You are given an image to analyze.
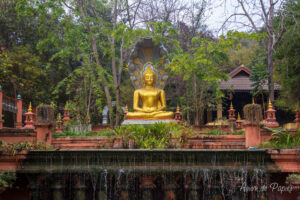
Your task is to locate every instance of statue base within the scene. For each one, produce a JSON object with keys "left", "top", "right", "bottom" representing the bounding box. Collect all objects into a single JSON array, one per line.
[{"left": 121, "top": 119, "right": 177, "bottom": 126}]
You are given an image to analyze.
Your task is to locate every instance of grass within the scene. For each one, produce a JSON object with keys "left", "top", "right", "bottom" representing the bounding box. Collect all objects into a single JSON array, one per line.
[
  {"left": 113, "top": 122, "right": 192, "bottom": 149},
  {"left": 203, "top": 129, "right": 224, "bottom": 135},
  {"left": 55, "top": 126, "right": 246, "bottom": 137},
  {"left": 202, "top": 129, "right": 245, "bottom": 135},
  {"left": 54, "top": 129, "right": 113, "bottom": 137},
  {"left": 53, "top": 122, "right": 193, "bottom": 148},
  {"left": 231, "top": 131, "right": 245, "bottom": 135}
]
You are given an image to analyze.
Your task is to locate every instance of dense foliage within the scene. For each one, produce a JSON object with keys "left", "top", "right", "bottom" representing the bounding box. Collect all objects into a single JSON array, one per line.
[
  {"left": 0, "top": 140, "right": 50, "bottom": 155},
  {"left": 202, "top": 129, "right": 244, "bottom": 135},
  {"left": 54, "top": 130, "right": 113, "bottom": 137},
  {"left": 113, "top": 122, "right": 192, "bottom": 149},
  {"left": 0, "top": 172, "right": 16, "bottom": 189},
  {"left": 0, "top": 0, "right": 299, "bottom": 126},
  {"left": 54, "top": 122, "right": 193, "bottom": 148},
  {"left": 275, "top": 0, "right": 300, "bottom": 110},
  {"left": 259, "top": 128, "right": 300, "bottom": 148}
]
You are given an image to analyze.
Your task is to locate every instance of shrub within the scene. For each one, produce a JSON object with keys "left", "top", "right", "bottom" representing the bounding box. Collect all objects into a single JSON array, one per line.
[
  {"left": 259, "top": 128, "right": 300, "bottom": 148},
  {"left": 53, "top": 122, "right": 194, "bottom": 149},
  {"left": 231, "top": 131, "right": 245, "bottom": 135},
  {"left": 54, "top": 129, "right": 113, "bottom": 137},
  {"left": 113, "top": 122, "right": 192, "bottom": 149},
  {"left": 203, "top": 129, "right": 224, "bottom": 135},
  {"left": 0, "top": 172, "right": 16, "bottom": 189},
  {"left": 243, "top": 104, "right": 262, "bottom": 123},
  {"left": 0, "top": 141, "right": 50, "bottom": 155},
  {"left": 202, "top": 129, "right": 245, "bottom": 135}
]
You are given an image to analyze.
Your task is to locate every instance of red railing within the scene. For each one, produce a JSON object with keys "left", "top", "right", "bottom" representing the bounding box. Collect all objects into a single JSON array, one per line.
[
  {"left": 0, "top": 89, "right": 31, "bottom": 129},
  {"left": 2, "top": 93, "right": 17, "bottom": 113},
  {"left": 2, "top": 93, "right": 28, "bottom": 115}
]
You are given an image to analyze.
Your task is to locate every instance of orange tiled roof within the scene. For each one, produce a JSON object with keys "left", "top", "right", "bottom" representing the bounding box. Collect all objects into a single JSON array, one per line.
[{"left": 219, "top": 66, "right": 280, "bottom": 91}]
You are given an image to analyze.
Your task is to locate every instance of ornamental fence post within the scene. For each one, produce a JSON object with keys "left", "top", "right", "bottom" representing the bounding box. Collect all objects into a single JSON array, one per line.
[
  {"left": 0, "top": 85, "right": 3, "bottom": 129},
  {"left": 15, "top": 94, "right": 23, "bottom": 129}
]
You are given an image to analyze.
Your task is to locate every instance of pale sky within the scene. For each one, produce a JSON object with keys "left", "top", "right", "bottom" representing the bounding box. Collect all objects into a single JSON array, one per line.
[{"left": 205, "top": 0, "right": 266, "bottom": 35}]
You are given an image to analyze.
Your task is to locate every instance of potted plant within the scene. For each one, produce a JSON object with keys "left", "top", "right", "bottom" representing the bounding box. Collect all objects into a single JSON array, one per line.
[{"left": 286, "top": 174, "right": 300, "bottom": 190}]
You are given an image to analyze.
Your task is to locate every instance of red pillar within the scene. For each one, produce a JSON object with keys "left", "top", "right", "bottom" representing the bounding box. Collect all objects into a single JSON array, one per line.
[
  {"left": 63, "top": 109, "right": 70, "bottom": 123},
  {"left": 23, "top": 102, "right": 35, "bottom": 129},
  {"left": 244, "top": 122, "right": 261, "bottom": 148},
  {"left": 235, "top": 113, "right": 243, "bottom": 129},
  {"left": 174, "top": 105, "right": 181, "bottom": 124},
  {"left": 295, "top": 110, "right": 300, "bottom": 127},
  {"left": 0, "top": 85, "right": 3, "bottom": 129},
  {"left": 228, "top": 102, "right": 236, "bottom": 121},
  {"left": 265, "top": 99, "right": 279, "bottom": 128},
  {"left": 15, "top": 94, "right": 23, "bottom": 128},
  {"left": 35, "top": 122, "right": 53, "bottom": 146},
  {"left": 55, "top": 113, "right": 63, "bottom": 133},
  {"left": 140, "top": 175, "right": 155, "bottom": 200},
  {"left": 35, "top": 105, "right": 54, "bottom": 147},
  {"left": 124, "top": 105, "right": 128, "bottom": 119}
]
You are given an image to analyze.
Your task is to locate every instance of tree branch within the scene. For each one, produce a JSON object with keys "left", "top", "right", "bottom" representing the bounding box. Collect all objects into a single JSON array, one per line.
[
  {"left": 259, "top": 0, "right": 268, "bottom": 20},
  {"left": 238, "top": 0, "right": 259, "bottom": 32},
  {"left": 273, "top": 28, "right": 286, "bottom": 48},
  {"left": 62, "top": 0, "right": 74, "bottom": 11},
  {"left": 219, "top": 13, "right": 246, "bottom": 33}
]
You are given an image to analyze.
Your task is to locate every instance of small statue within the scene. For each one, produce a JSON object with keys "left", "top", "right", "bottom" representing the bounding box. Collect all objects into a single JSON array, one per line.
[{"left": 126, "top": 63, "right": 173, "bottom": 120}]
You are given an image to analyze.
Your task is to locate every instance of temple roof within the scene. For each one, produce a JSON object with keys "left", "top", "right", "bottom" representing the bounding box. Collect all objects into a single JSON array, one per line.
[
  {"left": 219, "top": 65, "right": 280, "bottom": 92},
  {"left": 228, "top": 65, "right": 252, "bottom": 77}
]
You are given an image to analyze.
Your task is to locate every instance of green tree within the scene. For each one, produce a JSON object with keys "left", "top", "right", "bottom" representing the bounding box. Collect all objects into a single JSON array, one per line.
[
  {"left": 169, "top": 31, "right": 258, "bottom": 125},
  {"left": 0, "top": 0, "right": 39, "bottom": 48},
  {"left": 250, "top": 63, "right": 269, "bottom": 116},
  {"left": 75, "top": 0, "right": 149, "bottom": 126},
  {"left": 169, "top": 32, "right": 246, "bottom": 125},
  {"left": 221, "top": 0, "right": 288, "bottom": 103},
  {"left": 224, "top": 40, "right": 265, "bottom": 72},
  {"left": 0, "top": 45, "right": 45, "bottom": 102},
  {"left": 275, "top": 0, "right": 300, "bottom": 110}
]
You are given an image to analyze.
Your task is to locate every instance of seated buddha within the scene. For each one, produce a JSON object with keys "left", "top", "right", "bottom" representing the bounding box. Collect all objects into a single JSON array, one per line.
[{"left": 126, "top": 64, "right": 173, "bottom": 120}]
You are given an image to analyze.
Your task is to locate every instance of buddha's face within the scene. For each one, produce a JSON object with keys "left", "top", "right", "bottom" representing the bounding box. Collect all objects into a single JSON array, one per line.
[{"left": 143, "top": 73, "right": 154, "bottom": 86}]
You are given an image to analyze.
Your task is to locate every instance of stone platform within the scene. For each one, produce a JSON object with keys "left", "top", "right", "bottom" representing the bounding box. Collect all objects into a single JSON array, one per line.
[{"left": 121, "top": 119, "right": 177, "bottom": 125}]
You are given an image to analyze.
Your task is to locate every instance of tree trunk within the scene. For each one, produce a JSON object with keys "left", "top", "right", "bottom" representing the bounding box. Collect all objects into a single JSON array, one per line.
[
  {"left": 198, "top": 81, "right": 205, "bottom": 125},
  {"left": 87, "top": 78, "right": 92, "bottom": 123},
  {"left": 78, "top": 0, "right": 114, "bottom": 127},
  {"left": 267, "top": 37, "right": 274, "bottom": 103},
  {"left": 185, "top": 87, "right": 190, "bottom": 124},
  {"left": 111, "top": 0, "right": 121, "bottom": 126},
  {"left": 261, "top": 91, "right": 266, "bottom": 119},
  {"left": 118, "top": 39, "right": 125, "bottom": 122},
  {"left": 111, "top": 41, "right": 121, "bottom": 126},
  {"left": 193, "top": 75, "right": 199, "bottom": 126},
  {"left": 267, "top": 1, "right": 275, "bottom": 103},
  {"left": 92, "top": 36, "right": 114, "bottom": 128}
]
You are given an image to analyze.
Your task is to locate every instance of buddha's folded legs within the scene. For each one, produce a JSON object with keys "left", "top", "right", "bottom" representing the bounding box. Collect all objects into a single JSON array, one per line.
[
  {"left": 151, "top": 111, "right": 173, "bottom": 119},
  {"left": 126, "top": 111, "right": 173, "bottom": 120}
]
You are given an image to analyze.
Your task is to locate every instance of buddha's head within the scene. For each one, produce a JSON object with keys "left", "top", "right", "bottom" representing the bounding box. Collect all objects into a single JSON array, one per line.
[{"left": 142, "top": 64, "right": 156, "bottom": 87}]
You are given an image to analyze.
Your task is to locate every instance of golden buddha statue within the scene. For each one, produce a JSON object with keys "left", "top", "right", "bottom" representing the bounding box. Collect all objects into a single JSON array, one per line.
[{"left": 126, "top": 64, "right": 173, "bottom": 120}]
